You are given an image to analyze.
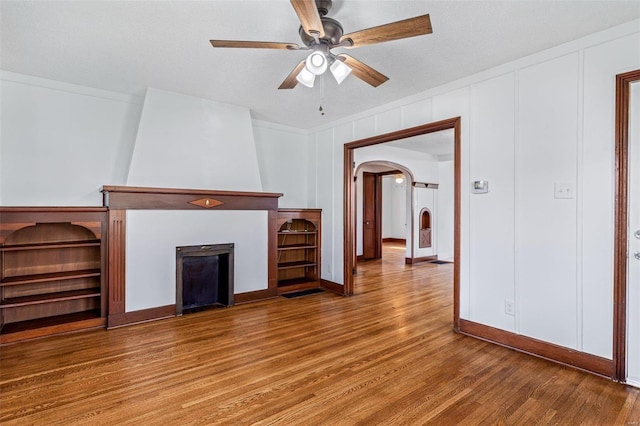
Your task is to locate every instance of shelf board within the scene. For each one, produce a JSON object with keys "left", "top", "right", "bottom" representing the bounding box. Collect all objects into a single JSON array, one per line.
[
  {"left": 0, "top": 269, "right": 101, "bottom": 286},
  {"left": 0, "top": 310, "right": 102, "bottom": 336},
  {"left": 1, "top": 288, "right": 101, "bottom": 308},
  {"left": 277, "top": 277, "right": 319, "bottom": 287},
  {"left": 277, "top": 244, "right": 317, "bottom": 251},
  {"left": 277, "top": 261, "right": 316, "bottom": 270},
  {"left": 278, "top": 231, "right": 317, "bottom": 235},
  {"left": 0, "top": 239, "right": 101, "bottom": 252}
]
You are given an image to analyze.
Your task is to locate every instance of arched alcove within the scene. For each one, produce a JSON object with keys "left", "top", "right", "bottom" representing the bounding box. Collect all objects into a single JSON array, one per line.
[{"left": 419, "top": 208, "right": 432, "bottom": 248}]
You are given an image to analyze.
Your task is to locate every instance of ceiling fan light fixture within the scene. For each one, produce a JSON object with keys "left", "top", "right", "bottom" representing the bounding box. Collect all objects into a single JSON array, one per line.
[
  {"left": 296, "top": 66, "right": 316, "bottom": 88},
  {"left": 305, "top": 51, "right": 328, "bottom": 75},
  {"left": 330, "top": 59, "right": 352, "bottom": 84}
]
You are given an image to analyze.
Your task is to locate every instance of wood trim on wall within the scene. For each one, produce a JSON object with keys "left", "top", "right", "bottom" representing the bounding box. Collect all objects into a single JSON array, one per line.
[
  {"left": 459, "top": 319, "right": 614, "bottom": 378},
  {"left": 321, "top": 279, "right": 345, "bottom": 295},
  {"left": 453, "top": 118, "right": 461, "bottom": 330},
  {"left": 0, "top": 318, "right": 106, "bottom": 345},
  {"left": 613, "top": 69, "right": 640, "bottom": 382},
  {"left": 267, "top": 210, "right": 278, "bottom": 292},
  {"left": 405, "top": 255, "right": 437, "bottom": 265},
  {"left": 344, "top": 146, "right": 356, "bottom": 283},
  {"left": 101, "top": 185, "right": 282, "bottom": 211},
  {"left": 107, "top": 305, "right": 175, "bottom": 329},
  {"left": 107, "top": 209, "right": 126, "bottom": 327},
  {"left": 234, "top": 288, "right": 279, "bottom": 304},
  {"left": 382, "top": 238, "right": 406, "bottom": 244}
]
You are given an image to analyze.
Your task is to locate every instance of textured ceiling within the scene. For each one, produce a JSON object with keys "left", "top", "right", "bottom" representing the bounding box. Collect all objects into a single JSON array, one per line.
[{"left": 2, "top": 1, "right": 639, "bottom": 129}]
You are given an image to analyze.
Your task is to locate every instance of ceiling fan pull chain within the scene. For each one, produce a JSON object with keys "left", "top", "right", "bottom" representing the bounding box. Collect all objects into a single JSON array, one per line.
[{"left": 319, "top": 74, "right": 326, "bottom": 115}]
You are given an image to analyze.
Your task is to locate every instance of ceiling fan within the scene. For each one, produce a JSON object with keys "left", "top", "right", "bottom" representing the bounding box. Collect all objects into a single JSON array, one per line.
[{"left": 209, "top": 0, "right": 432, "bottom": 89}]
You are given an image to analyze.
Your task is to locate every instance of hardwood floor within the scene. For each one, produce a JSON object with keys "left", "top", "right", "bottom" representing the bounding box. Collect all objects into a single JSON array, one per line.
[{"left": 1, "top": 242, "right": 639, "bottom": 424}]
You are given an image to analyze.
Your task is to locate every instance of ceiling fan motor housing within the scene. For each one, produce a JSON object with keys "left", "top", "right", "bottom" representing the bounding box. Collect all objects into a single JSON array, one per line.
[{"left": 299, "top": 16, "right": 344, "bottom": 47}]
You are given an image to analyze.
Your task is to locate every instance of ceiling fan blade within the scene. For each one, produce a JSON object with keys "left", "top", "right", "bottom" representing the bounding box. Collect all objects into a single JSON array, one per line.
[
  {"left": 338, "top": 54, "right": 389, "bottom": 87},
  {"left": 290, "top": 0, "right": 325, "bottom": 38},
  {"left": 210, "top": 40, "right": 305, "bottom": 50},
  {"left": 278, "top": 60, "right": 307, "bottom": 89},
  {"left": 340, "top": 14, "right": 432, "bottom": 48}
]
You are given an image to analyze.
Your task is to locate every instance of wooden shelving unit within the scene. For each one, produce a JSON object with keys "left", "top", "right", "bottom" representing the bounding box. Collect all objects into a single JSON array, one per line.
[
  {"left": 276, "top": 209, "right": 321, "bottom": 293},
  {"left": 0, "top": 208, "right": 107, "bottom": 344}
]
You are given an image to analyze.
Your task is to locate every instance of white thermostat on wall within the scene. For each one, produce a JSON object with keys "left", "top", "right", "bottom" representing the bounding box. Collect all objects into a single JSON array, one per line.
[{"left": 472, "top": 180, "right": 489, "bottom": 194}]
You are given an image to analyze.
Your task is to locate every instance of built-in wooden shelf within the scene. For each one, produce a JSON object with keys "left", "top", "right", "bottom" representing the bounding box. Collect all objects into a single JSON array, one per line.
[
  {"left": 278, "top": 231, "right": 317, "bottom": 235},
  {"left": 277, "top": 244, "right": 317, "bottom": 251},
  {"left": 0, "top": 310, "right": 102, "bottom": 335},
  {"left": 1, "top": 288, "right": 101, "bottom": 308},
  {"left": 1, "top": 269, "right": 101, "bottom": 286},
  {"left": 0, "top": 208, "right": 107, "bottom": 344},
  {"left": 277, "top": 277, "right": 318, "bottom": 288},
  {"left": 277, "top": 260, "right": 317, "bottom": 270},
  {"left": 0, "top": 240, "right": 101, "bottom": 252},
  {"left": 275, "top": 209, "right": 321, "bottom": 293}
]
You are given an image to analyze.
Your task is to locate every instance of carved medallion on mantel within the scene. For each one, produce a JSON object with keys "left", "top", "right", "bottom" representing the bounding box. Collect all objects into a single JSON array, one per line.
[{"left": 189, "top": 198, "right": 224, "bottom": 208}]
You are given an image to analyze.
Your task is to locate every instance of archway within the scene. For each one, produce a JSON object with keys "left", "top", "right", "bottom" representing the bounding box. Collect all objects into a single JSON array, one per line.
[{"left": 354, "top": 161, "right": 413, "bottom": 264}]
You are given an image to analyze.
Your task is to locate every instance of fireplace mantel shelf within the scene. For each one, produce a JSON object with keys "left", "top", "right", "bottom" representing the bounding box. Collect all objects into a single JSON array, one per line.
[{"left": 101, "top": 185, "right": 282, "bottom": 211}]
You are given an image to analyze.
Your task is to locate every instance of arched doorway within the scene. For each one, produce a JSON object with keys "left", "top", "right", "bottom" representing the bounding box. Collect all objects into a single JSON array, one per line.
[{"left": 354, "top": 161, "right": 413, "bottom": 264}]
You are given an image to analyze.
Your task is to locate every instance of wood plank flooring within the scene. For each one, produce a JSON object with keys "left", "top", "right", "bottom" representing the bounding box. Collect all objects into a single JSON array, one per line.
[{"left": 1, "top": 242, "right": 639, "bottom": 424}]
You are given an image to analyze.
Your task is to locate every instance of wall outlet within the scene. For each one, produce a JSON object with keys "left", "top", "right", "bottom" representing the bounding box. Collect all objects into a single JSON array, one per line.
[{"left": 504, "top": 299, "right": 515, "bottom": 316}]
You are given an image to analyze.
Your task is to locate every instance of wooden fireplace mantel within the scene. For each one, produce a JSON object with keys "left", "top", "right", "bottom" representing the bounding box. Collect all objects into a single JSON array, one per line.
[
  {"left": 101, "top": 185, "right": 282, "bottom": 328},
  {"left": 101, "top": 185, "right": 282, "bottom": 210}
]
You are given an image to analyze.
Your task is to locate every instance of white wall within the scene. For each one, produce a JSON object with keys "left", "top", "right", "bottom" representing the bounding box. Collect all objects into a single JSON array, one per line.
[
  {"left": 437, "top": 160, "right": 455, "bottom": 261},
  {"left": 0, "top": 71, "right": 143, "bottom": 205},
  {"left": 252, "top": 120, "right": 309, "bottom": 207},
  {"left": 307, "top": 20, "right": 640, "bottom": 360},
  {"left": 126, "top": 210, "right": 268, "bottom": 312},
  {"left": 517, "top": 53, "right": 579, "bottom": 348},
  {"left": 127, "top": 88, "right": 262, "bottom": 192},
  {"left": 382, "top": 175, "right": 406, "bottom": 240}
]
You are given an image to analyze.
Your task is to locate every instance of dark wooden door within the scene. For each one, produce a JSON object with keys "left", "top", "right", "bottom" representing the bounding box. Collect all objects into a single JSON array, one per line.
[{"left": 362, "top": 172, "right": 381, "bottom": 259}]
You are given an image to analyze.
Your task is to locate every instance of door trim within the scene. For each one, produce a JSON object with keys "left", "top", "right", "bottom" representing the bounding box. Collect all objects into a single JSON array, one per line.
[
  {"left": 614, "top": 69, "right": 640, "bottom": 382},
  {"left": 343, "top": 117, "right": 461, "bottom": 329}
]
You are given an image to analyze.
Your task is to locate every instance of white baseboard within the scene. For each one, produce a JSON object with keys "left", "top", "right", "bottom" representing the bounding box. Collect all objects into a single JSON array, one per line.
[{"left": 625, "top": 378, "right": 640, "bottom": 388}]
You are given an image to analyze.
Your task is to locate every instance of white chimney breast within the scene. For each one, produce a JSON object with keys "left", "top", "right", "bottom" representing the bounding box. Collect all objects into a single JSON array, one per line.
[{"left": 127, "top": 88, "right": 263, "bottom": 192}]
